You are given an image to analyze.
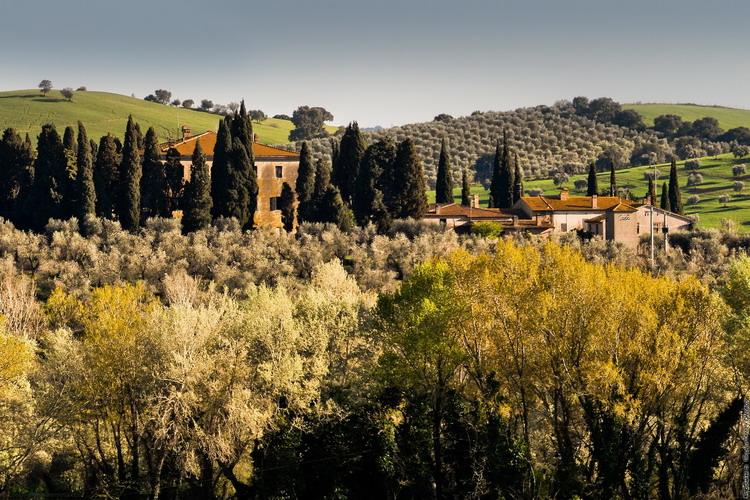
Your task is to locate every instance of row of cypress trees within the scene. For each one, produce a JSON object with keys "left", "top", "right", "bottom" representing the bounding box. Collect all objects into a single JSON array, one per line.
[
  {"left": 488, "top": 130, "right": 524, "bottom": 209},
  {"left": 295, "top": 122, "right": 429, "bottom": 232},
  {"left": 584, "top": 159, "right": 684, "bottom": 215}
]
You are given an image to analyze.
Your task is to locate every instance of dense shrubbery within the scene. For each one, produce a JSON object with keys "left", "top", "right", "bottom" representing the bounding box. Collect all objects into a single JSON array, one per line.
[{"left": 1, "top": 221, "right": 749, "bottom": 497}]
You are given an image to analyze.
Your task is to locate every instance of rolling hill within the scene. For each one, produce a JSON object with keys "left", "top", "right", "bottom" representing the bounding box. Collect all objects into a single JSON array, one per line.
[
  {"left": 623, "top": 103, "right": 750, "bottom": 130},
  {"left": 0, "top": 89, "right": 324, "bottom": 144},
  {"left": 429, "top": 153, "right": 750, "bottom": 231}
]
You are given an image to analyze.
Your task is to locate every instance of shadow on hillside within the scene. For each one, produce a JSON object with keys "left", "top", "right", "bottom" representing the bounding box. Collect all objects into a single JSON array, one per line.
[
  {"left": 0, "top": 94, "right": 40, "bottom": 99},
  {"left": 31, "top": 98, "right": 67, "bottom": 103}
]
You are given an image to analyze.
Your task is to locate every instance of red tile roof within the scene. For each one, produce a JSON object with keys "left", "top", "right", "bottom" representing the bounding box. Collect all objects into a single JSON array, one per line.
[
  {"left": 427, "top": 203, "right": 510, "bottom": 219},
  {"left": 521, "top": 195, "right": 638, "bottom": 213},
  {"left": 160, "top": 131, "right": 299, "bottom": 159}
]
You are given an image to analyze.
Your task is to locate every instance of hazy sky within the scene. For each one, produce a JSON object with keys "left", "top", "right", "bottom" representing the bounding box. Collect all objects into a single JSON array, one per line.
[{"left": 1, "top": 0, "right": 748, "bottom": 127}]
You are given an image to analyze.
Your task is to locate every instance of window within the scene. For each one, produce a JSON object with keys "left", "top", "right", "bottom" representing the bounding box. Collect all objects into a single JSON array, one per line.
[
  {"left": 636, "top": 223, "right": 640, "bottom": 234},
  {"left": 270, "top": 197, "right": 280, "bottom": 211},
  {"left": 561, "top": 223, "right": 568, "bottom": 232},
  {"left": 275, "top": 165, "right": 283, "bottom": 178}
]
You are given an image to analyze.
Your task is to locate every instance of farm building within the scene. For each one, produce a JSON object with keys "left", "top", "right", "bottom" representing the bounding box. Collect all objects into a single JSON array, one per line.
[{"left": 161, "top": 126, "right": 299, "bottom": 228}]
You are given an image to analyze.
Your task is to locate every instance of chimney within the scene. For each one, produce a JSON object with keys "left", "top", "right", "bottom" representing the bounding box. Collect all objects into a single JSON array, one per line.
[
  {"left": 471, "top": 194, "right": 480, "bottom": 208},
  {"left": 559, "top": 188, "right": 569, "bottom": 201},
  {"left": 181, "top": 125, "right": 191, "bottom": 141},
  {"left": 591, "top": 194, "right": 598, "bottom": 208}
]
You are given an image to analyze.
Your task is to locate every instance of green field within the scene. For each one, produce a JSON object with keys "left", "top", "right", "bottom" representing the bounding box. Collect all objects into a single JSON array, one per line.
[
  {"left": 0, "top": 89, "right": 334, "bottom": 144},
  {"left": 623, "top": 103, "right": 750, "bottom": 130},
  {"left": 431, "top": 154, "right": 750, "bottom": 231}
]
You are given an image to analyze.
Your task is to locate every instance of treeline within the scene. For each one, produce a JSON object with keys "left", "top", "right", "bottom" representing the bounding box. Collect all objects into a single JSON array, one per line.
[{"left": 1, "top": 231, "right": 748, "bottom": 498}]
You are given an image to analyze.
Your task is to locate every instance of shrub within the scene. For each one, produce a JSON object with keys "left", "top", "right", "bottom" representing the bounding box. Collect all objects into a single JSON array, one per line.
[
  {"left": 687, "top": 194, "right": 701, "bottom": 205},
  {"left": 684, "top": 160, "right": 701, "bottom": 171},
  {"left": 471, "top": 221, "right": 504, "bottom": 238},
  {"left": 573, "top": 179, "right": 588, "bottom": 191},
  {"left": 687, "top": 173, "right": 704, "bottom": 186},
  {"left": 733, "top": 164, "right": 747, "bottom": 177},
  {"left": 734, "top": 181, "right": 745, "bottom": 193},
  {"left": 528, "top": 188, "right": 544, "bottom": 196},
  {"left": 643, "top": 169, "right": 662, "bottom": 180},
  {"left": 719, "top": 194, "right": 730, "bottom": 206}
]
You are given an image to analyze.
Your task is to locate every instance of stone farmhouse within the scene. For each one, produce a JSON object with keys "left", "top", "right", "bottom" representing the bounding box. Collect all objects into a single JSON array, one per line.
[
  {"left": 161, "top": 127, "right": 299, "bottom": 228},
  {"left": 428, "top": 188, "right": 692, "bottom": 249}
]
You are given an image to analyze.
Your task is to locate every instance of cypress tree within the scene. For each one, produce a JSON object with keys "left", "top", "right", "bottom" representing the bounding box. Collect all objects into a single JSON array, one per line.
[
  {"left": 353, "top": 139, "right": 395, "bottom": 228},
  {"left": 461, "top": 169, "right": 471, "bottom": 206},
  {"left": 609, "top": 163, "right": 617, "bottom": 196},
  {"left": 586, "top": 162, "right": 598, "bottom": 196},
  {"left": 279, "top": 182, "right": 296, "bottom": 232},
  {"left": 489, "top": 142, "right": 502, "bottom": 208},
  {"left": 75, "top": 121, "right": 96, "bottom": 223},
  {"left": 0, "top": 128, "right": 34, "bottom": 225},
  {"left": 164, "top": 147, "right": 185, "bottom": 213},
  {"left": 435, "top": 138, "right": 453, "bottom": 204},
  {"left": 660, "top": 182, "right": 670, "bottom": 211},
  {"left": 232, "top": 100, "right": 254, "bottom": 164},
  {"left": 498, "top": 131, "right": 514, "bottom": 208},
  {"left": 314, "top": 157, "right": 331, "bottom": 201},
  {"left": 62, "top": 125, "right": 77, "bottom": 217},
  {"left": 118, "top": 115, "right": 142, "bottom": 230},
  {"left": 393, "top": 139, "right": 427, "bottom": 219},
  {"left": 296, "top": 142, "right": 316, "bottom": 221},
  {"left": 94, "top": 134, "right": 120, "bottom": 219},
  {"left": 668, "top": 159, "right": 683, "bottom": 214},
  {"left": 140, "top": 127, "right": 167, "bottom": 219},
  {"left": 227, "top": 137, "right": 257, "bottom": 229},
  {"left": 134, "top": 122, "right": 144, "bottom": 151},
  {"left": 319, "top": 185, "right": 354, "bottom": 231},
  {"left": 181, "top": 140, "right": 212, "bottom": 233},
  {"left": 333, "top": 122, "right": 366, "bottom": 204},
  {"left": 513, "top": 153, "right": 524, "bottom": 203},
  {"left": 27, "top": 124, "right": 68, "bottom": 230},
  {"left": 647, "top": 177, "right": 656, "bottom": 204},
  {"left": 210, "top": 118, "right": 234, "bottom": 219}
]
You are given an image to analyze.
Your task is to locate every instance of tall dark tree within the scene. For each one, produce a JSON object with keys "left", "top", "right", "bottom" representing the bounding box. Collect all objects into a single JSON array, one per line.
[
  {"left": 586, "top": 162, "right": 598, "bottom": 196},
  {"left": 117, "top": 116, "right": 142, "bottom": 230},
  {"left": 227, "top": 137, "right": 257, "bottom": 229},
  {"left": 0, "top": 128, "right": 34, "bottom": 224},
  {"left": 232, "top": 100, "right": 254, "bottom": 163},
  {"left": 295, "top": 142, "right": 316, "bottom": 221},
  {"left": 181, "top": 140, "right": 212, "bottom": 233},
  {"left": 488, "top": 142, "right": 502, "bottom": 208},
  {"left": 318, "top": 185, "right": 354, "bottom": 231},
  {"left": 668, "top": 159, "right": 683, "bottom": 214},
  {"left": 609, "top": 163, "right": 617, "bottom": 196},
  {"left": 210, "top": 118, "right": 234, "bottom": 219},
  {"left": 461, "top": 169, "right": 471, "bottom": 206},
  {"left": 393, "top": 139, "right": 427, "bottom": 219},
  {"left": 647, "top": 177, "right": 656, "bottom": 204},
  {"left": 333, "top": 122, "right": 366, "bottom": 204},
  {"left": 353, "top": 139, "right": 395, "bottom": 229},
  {"left": 279, "top": 182, "right": 296, "bottom": 232},
  {"left": 74, "top": 122, "right": 96, "bottom": 223},
  {"left": 63, "top": 125, "right": 76, "bottom": 153},
  {"left": 62, "top": 125, "right": 78, "bottom": 216},
  {"left": 27, "top": 124, "right": 68, "bottom": 230},
  {"left": 512, "top": 153, "right": 523, "bottom": 203},
  {"left": 660, "top": 182, "right": 670, "bottom": 211},
  {"left": 314, "top": 158, "right": 331, "bottom": 202},
  {"left": 140, "top": 127, "right": 168, "bottom": 219},
  {"left": 497, "top": 130, "right": 514, "bottom": 209},
  {"left": 435, "top": 138, "right": 453, "bottom": 204},
  {"left": 330, "top": 138, "right": 340, "bottom": 183},
  {"left": 93, "top": 134, "right": 120, "bottom": 218},
  {"left": 164, "top": 147, "right": 185, "bottom": 213}
]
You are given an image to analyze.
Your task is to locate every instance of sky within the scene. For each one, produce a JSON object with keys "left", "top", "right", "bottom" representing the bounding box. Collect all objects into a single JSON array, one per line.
[{"left": 1, "top": 0, "right": 748, "bottom": 127}]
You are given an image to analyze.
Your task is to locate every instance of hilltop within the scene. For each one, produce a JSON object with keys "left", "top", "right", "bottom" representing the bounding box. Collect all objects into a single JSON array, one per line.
[
  {"left": 623, "top": 103, "right": 750, "bottom": 130},
  {"left": 300, "top": 105, "right": 668, "bottom": 185},
  {"left": 0, "top": 89, "right": 312, "bottom": 144}
]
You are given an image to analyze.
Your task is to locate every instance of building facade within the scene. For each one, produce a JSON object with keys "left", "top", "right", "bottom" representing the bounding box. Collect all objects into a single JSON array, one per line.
[{"left": 161, "top": 128, "right": 300, "bottom": 228}]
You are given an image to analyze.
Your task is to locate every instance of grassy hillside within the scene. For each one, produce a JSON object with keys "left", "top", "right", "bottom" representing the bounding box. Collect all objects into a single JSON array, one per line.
[
  {"left": 623, "top": 103, "right": 750, "bottom": 130},
  {"left": 0, "top": 89, "right": 329, "bottom": 144},
  {"left": 429, "top": 154, "right": 750, "bottom": 231}
]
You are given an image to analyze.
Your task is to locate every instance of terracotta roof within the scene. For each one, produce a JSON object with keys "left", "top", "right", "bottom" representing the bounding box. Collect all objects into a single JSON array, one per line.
[
  {"left": 160, "top": 131, "right": 299, "bottom": 159},
  {"left": 427, "top": 203, "right": 510, "bottom": 219},
  {"left": 521, "top": 195, "right": 638, "bottom": 213}
]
